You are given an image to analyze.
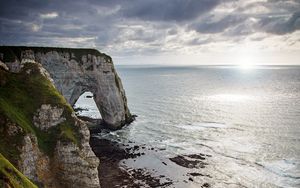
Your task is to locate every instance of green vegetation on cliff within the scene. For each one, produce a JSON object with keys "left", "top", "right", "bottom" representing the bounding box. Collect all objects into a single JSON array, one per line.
[
  {"left": 0, "top": 63, "right": 80, "bottom": 159},
  {"left": 0, "top": 46, "right": 112, "bottom": 64},
  {"left": 0, "top": 153, "right": 37, "bottom": 188}
]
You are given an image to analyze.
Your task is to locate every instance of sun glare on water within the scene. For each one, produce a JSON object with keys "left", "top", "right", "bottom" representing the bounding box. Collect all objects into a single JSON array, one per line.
[{"left": 208, "top": 94, "right": 255, "bottom": 102}]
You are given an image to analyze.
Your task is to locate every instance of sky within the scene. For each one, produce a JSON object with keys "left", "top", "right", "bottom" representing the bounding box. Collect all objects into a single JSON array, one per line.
[{"left": 0, "top": 0, "right": 299, "bottom": 65}]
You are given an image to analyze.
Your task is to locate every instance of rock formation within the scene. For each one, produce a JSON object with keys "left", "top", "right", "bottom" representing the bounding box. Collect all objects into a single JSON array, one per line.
[
  {"left": 0, "top": 46, "right": 133, "bottom": 129},
  {"left": 0, "top": 60, "right": 100, "bottom": 187}
]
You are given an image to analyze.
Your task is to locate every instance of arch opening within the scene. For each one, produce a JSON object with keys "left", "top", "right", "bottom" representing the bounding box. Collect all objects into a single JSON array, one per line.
[{"left": 74, "top": 91, "right": 102, "bottom": 119}]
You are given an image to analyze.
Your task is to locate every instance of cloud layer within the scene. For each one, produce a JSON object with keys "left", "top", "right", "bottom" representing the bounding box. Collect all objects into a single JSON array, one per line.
[{"left": 0, "top": 0, "right": 299, "bottom": 63}]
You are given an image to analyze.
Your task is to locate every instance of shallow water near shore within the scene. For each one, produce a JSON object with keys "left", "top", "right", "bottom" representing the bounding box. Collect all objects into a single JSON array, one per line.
[{"left": 76, "top": 65, "right": 300, "bottom": 188}]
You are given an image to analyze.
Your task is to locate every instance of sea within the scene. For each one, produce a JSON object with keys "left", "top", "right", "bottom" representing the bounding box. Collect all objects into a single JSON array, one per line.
[{"left": 75, "top": 65, "right": 300, "bottom": 188}]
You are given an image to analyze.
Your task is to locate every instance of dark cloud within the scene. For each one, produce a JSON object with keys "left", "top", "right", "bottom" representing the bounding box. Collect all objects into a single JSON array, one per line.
[
  {"left": 189, "top": 15, "right": 246, "bottom": 34},
  {"left": 0, "top": 0, "right": 299, "bottom": 57},
  {"left": 122, "top": 0, "right": 220, "bottom": 22},
  {"left": 188, "top": 0, "right": 300, "bottom": 36},
  {"left": 186, "top": 38, "right": 213, "bottom": 46},
  {"left": 258, "top": 11, "right": 300, "bottom": 35},
  {"left": 167, "top": 28, "right": 178, "bottom": 35}
]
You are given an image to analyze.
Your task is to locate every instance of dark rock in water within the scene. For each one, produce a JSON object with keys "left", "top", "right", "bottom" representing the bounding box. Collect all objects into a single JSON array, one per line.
[
  {"left": 188, "top": 172, "right": 212, "bottom": 178},
  {"left": 169, "top": 155, "right": 208, "bottom": 169},
  {"left": 189, "top": 172, "right": 203, "bottom": 176},
  {"left": 89, "top": 137, "right": 173, "bottom": 187},
  {"left": 133, "top": 145, "right": 139, "bottom": 150},
  {"left": 185, "top": 153, "right": 206, "bottom": 160},
  {"left": 202, "top": 183, "right": 211, "bottom": 188},
  {"left": 73, "top": 107, "right": 88, "bottom": 112}
]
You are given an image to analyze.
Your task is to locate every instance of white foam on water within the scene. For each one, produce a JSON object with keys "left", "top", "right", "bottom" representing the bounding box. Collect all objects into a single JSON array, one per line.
[
  {"left": 260, "top": 159, "right": 300, "bottom": 179},
  {"left": 173, "top": 122, "right": 227, "bottom": 131},
  {"left": 194, "top": 122, "right": 227, "bottom": 128},
  {"left": 74, "top": 91, "right": 102, "bottom": 118}
]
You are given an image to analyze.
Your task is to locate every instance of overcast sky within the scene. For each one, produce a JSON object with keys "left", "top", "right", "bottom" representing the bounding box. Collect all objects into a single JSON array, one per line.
[{"left": 0, "top": 0, "right": 299, "bottom": 65}]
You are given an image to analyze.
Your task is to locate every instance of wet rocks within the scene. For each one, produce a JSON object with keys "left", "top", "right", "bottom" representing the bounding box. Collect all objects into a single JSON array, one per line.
[
  {"left": 169, "top": 153, "right": 212, "bottom": 187},
  {"left": 186, "top": 153, "right": 208, "bottom": 160},
  {"left": 188, "top": 172, "right": 212, "bottom": 178},
  {"left": 169, "top": 155, "right": 208, "bottom": 169},
  {"left": 128, "top": 168, "right": 172, "bottom": 187},
  {"left": 202, "top": 182, "right": 211, "bottom": 187},
  {"left": 90, "top": 137, "right": 172, "bottom": 188}
]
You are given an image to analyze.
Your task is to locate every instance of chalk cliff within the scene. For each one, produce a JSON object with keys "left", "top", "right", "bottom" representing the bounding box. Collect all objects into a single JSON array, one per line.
[
  {"left": 0, "top": 60, "right": 99, "bottom": 187},
  {"left": 0, "top": 46, "right": 132, "bottom": 129},
  {"left": 0, "top": 46, "right": 132, "bottom": 187}
]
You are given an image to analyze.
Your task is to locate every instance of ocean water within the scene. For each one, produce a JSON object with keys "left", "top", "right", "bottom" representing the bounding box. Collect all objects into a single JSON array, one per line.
[{"left": 75, "top": 65, "right": 300, "bottom": 188}]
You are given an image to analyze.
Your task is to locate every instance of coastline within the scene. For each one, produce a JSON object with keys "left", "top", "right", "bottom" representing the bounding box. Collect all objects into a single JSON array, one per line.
[
  {"left": 88, "top": 126, "right": 213, "bottom": 188},
  {"left": 90, "top": 136, "right": 170, "bottom": 187}
]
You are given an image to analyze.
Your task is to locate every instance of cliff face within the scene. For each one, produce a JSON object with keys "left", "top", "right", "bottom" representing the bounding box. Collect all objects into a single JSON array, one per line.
[
  {"left": 0, "top": 46, "right": 132, "bottom": 129},
  {"left": 0, "top": 59, "right": 99, "bottom": 187},
  {"left": 0, "top": 153, "right": 37, "bottom": 188}
]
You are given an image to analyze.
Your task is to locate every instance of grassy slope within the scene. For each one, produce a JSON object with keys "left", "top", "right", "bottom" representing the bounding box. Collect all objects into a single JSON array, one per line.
[
  {"left": 0, "top": 154, "right": 37, "bottom": 188},
  {"left": 0, "top": 62, "right": 80, "bottom": 162}
]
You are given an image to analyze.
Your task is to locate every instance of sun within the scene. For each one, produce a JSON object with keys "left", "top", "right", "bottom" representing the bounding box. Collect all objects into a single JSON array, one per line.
[
  {"left": 238, "top": 61, "right": 256, "bottom": 70},
  {"left": 234, "top": 45, "right": 260, "bottom": 70}
]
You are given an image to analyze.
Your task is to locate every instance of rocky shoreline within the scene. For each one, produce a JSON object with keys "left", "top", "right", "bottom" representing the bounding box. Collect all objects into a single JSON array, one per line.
[
  {"left": 90, "top": 136, "right": 171, "bottom": 187},
  {"left": 88, "top": 125, "right": 212, "bottom": 188}
]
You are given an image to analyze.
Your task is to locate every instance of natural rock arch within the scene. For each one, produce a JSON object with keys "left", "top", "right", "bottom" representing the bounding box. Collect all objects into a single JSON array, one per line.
[{"left": 0, "top": 46, "right": 132, "bottom": 129}]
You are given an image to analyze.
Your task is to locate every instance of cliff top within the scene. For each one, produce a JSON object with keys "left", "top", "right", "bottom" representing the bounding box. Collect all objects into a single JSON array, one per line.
[{"left": 0, "top": 45, "right": 112, "bottom": 63}]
